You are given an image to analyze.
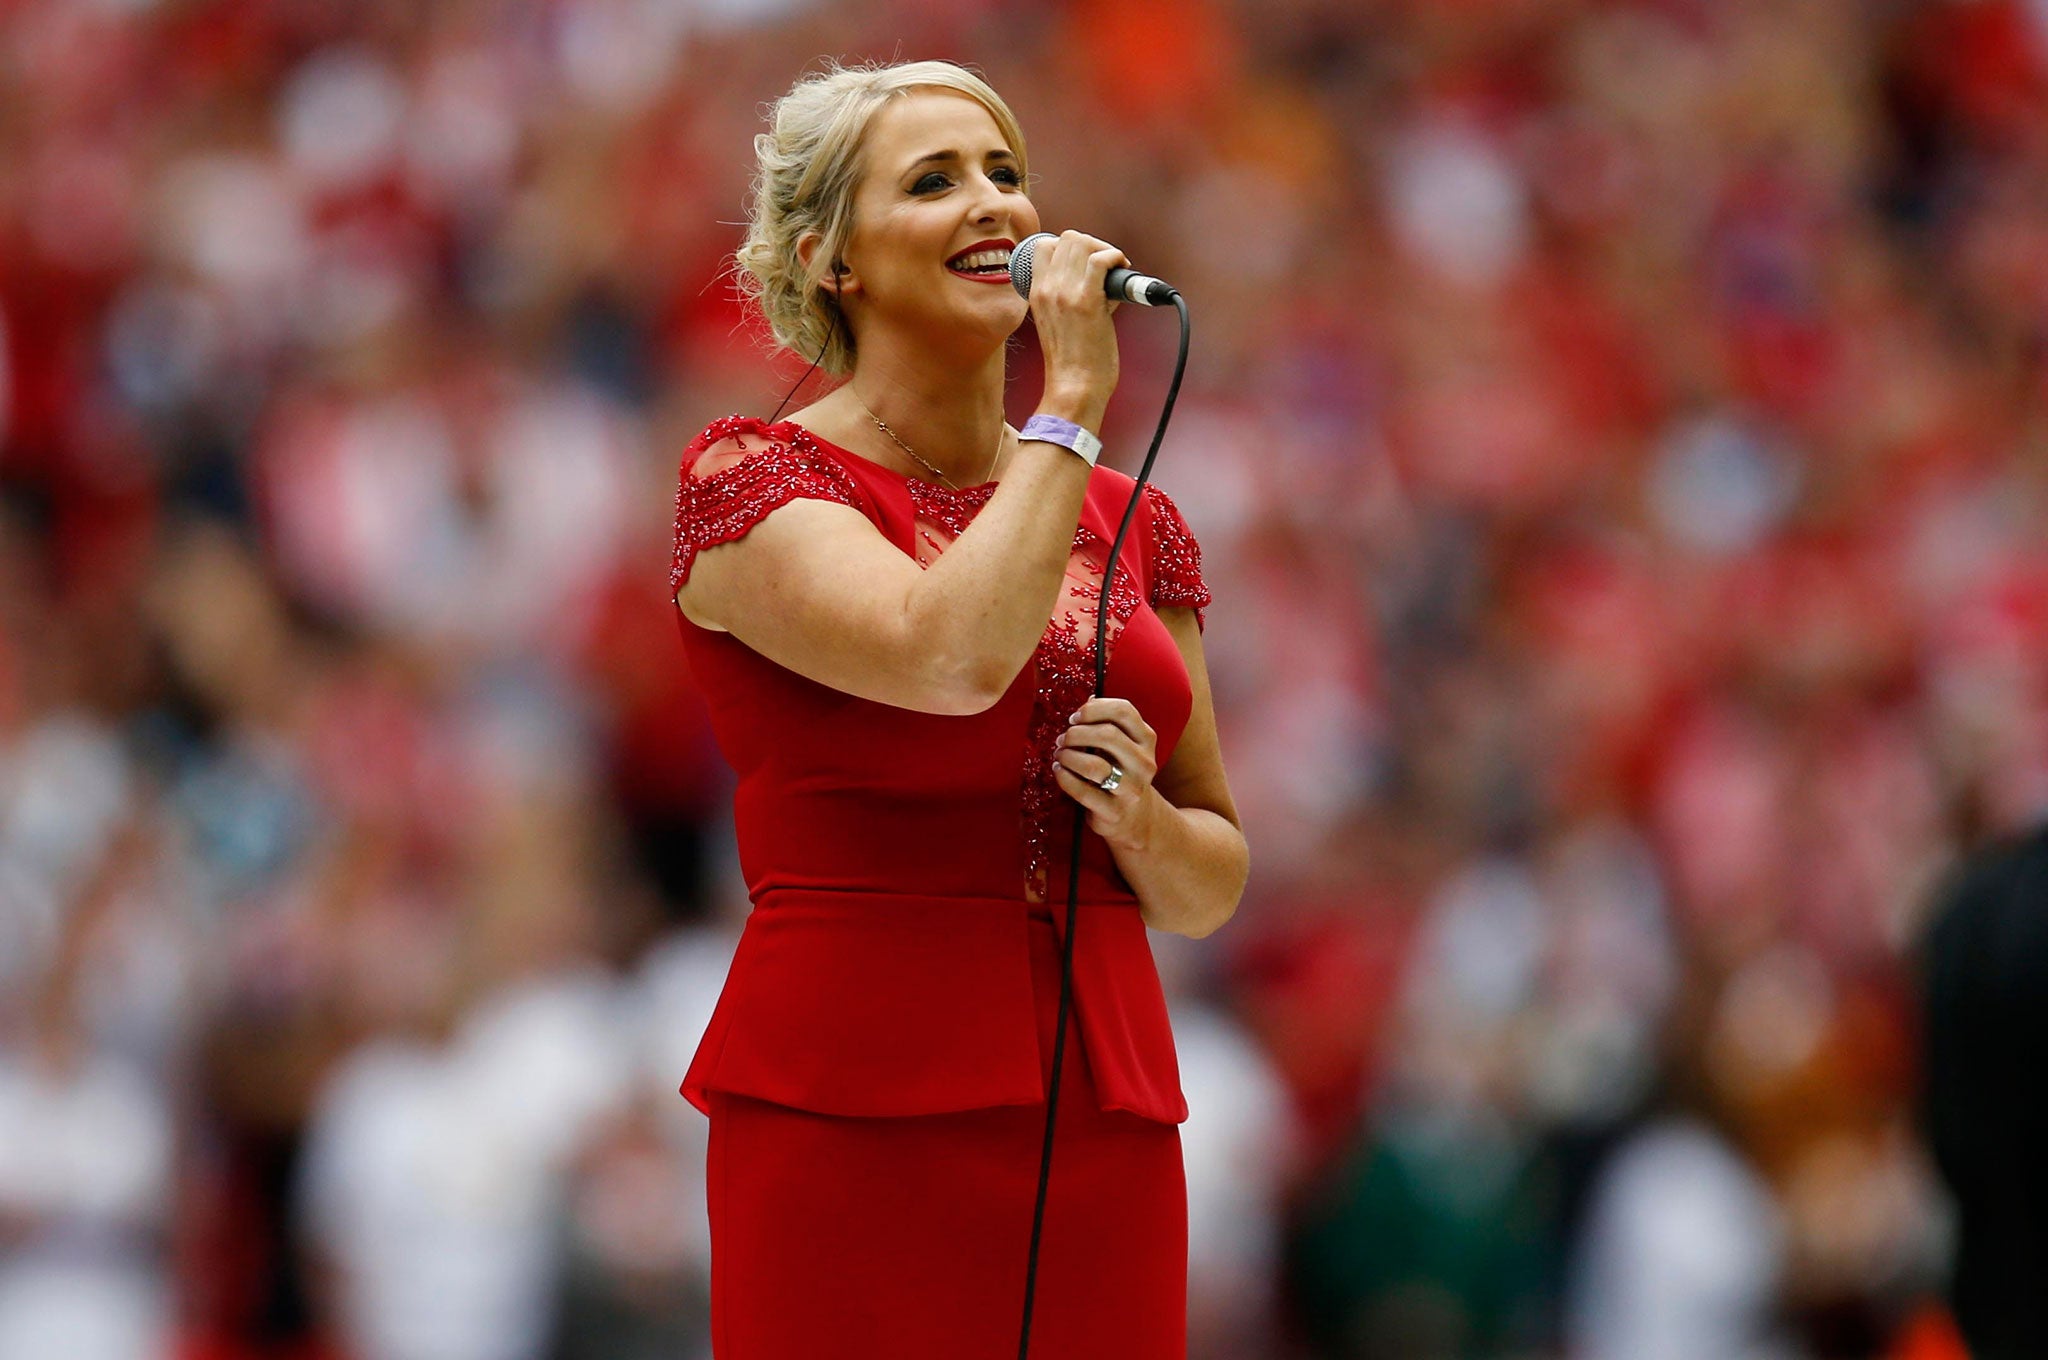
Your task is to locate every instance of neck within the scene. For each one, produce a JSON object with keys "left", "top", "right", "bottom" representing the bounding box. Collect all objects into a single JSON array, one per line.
[{"left": 840, "top": 332, "right": 1010, "bottom": 485}]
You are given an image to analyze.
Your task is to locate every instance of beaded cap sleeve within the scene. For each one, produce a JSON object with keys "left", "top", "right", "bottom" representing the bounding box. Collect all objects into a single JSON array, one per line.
[
  {"left": 1141, "top": 483, "right": 1211, "bottom": 630},
  {"left": 670, "top": 414, "right": 864, "bottom": 598}
]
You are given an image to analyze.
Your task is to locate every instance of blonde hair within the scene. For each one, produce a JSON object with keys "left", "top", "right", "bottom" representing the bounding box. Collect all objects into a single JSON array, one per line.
[{"left": 734, "top": 59, "right": 1030, "bottom": 376}]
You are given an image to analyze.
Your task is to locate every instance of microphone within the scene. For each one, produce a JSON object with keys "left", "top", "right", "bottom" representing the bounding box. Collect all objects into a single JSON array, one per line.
[{"left": 1009, "top": 232, "right": 1180, "bottom": 307}]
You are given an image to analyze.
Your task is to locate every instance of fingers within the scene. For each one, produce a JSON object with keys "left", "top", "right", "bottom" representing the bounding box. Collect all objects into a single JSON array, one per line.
[
  {"left": 1056, "top": 723, "right": 1153, "bottom": 780},
  {"left": 1035, "top": 231, "right": 1127, "bottom": 307},
  {"left": 1068, "top": 697, "right": 1155, "bottom": 752},
  {"left": 1045, "top": 230, "right": 1126, "bottom": 272},
  {"left": 1078, "top": 241, "right": 1127, "bottom": 299},
  {"left": 1053, "top": 757, "right": 1120, "bottom": 801},
  {"left": 1052, "top": 695, "right": 1158, "bottom": 790},
  {"left": 1054, "top": 746, "right": 1126, "bottom": 789}
]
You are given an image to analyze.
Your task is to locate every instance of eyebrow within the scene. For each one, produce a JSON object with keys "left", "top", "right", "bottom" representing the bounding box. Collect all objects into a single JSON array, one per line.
[{"left": 902, "top": 148, "right": 1018, "bottom": 174}]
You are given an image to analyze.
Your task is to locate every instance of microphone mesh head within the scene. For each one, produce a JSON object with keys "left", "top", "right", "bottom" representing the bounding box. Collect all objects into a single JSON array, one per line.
[{"left": 1010, "top": 233, "right": 1055, "bottom": 300}]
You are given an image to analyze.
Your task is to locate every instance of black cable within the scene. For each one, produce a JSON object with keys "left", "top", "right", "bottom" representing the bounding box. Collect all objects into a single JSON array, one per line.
[
  {"left": 1018, "top": 290, "right": 1191, "bottom": 1359},
  {"left": 767, "top": 295, "right": 838, "bottom": 422}
]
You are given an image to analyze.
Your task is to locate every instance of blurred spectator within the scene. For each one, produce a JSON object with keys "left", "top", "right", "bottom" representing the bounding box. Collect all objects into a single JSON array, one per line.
[
  {"left": 0, "top": 826, "right": 174, "bottom": 1360},
  {"left": 1565, "top": 960, "right": 1794, "bottom": 1360},
  {"left": 1567, "top": 1117, "right": 1789, "bottom": 1360},
  {"left": 292, "top": 792, "right": 637, "bottom": 1360}
]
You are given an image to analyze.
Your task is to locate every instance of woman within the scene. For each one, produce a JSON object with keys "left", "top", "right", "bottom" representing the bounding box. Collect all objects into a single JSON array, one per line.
[{"left": 669, "top": 59, "right": 1248, "bottom": 1357}]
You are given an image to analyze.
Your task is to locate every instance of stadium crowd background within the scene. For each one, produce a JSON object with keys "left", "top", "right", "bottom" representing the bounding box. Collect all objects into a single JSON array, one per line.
[{"left": 3, "top": 0, "right": 2044, "bottom": 1356}]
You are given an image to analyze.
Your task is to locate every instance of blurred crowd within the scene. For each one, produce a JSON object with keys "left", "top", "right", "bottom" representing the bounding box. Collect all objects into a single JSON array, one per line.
[{"left": 4, "top": 0, "right": 2046, "bottom": 1357}]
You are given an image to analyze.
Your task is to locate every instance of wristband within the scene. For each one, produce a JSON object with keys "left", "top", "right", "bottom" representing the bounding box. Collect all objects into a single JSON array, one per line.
[{"left": 1019, "top": 414, "right": 1102, "bottom": 468}]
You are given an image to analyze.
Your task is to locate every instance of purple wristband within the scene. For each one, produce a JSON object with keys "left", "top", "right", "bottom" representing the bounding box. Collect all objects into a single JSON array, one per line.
[{"left": 1019, "top": 414, "right": 1102, "bottom": 467}]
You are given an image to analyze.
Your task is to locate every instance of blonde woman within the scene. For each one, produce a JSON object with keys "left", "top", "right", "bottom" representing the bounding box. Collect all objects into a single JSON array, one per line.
[{"left": 669, "top": 58, "right": 1247, "bottom": 1356}]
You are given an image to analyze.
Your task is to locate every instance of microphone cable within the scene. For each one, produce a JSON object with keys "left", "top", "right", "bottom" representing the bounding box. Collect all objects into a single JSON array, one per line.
[{"left": 1018, "top": 289, "right": 1190, "bottom": 1359}]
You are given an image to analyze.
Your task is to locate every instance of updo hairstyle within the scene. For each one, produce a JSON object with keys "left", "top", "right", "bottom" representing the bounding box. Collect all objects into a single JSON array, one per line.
[{"left": 734, "top": 59, "right": 1030, "bottom": 376}]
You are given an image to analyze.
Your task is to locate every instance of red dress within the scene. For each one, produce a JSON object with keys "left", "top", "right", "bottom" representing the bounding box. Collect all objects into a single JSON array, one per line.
[{"left": 669, "top": 414, "right": 1213, "bottom": 1358}]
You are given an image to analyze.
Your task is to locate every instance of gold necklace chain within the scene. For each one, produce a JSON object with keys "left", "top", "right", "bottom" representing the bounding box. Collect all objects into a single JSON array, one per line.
[{"left": 851, "top": 391, "right": 1003, "bottom": 490}]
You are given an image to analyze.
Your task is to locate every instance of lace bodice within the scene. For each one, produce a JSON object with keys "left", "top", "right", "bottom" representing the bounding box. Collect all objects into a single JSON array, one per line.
[{"left": 671, "top": 414, "right": 1210, "bottom": 903}]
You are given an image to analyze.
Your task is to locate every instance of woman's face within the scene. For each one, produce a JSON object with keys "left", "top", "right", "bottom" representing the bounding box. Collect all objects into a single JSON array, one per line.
[{"left": 833, "top": 89, "right": 1039, "bottom": 358}]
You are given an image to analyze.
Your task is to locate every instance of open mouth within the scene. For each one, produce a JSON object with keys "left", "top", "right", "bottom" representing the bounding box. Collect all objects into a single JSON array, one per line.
[{"left": 945, "top": 240, "right": 1014, "bottom": 278}]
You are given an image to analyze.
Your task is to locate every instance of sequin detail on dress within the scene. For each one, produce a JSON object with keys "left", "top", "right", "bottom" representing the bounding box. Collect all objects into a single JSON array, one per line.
[
  {"left": 1141, "top": 483, "right": 1211, "bottom": 630},
  {"left": 905, "top": 480, "right": 996, "bottom": 567},
  {"left": 1021, "top": 527, "right": 1148, "bottom": 901},
  {"left": 670, "top": 415, "right": 863, "bottom": 596}
]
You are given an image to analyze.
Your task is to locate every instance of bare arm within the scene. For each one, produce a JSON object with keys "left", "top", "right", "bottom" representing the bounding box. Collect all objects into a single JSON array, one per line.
[{"left": 1052, "top": 605, "right": 1248, "bottom": 938}]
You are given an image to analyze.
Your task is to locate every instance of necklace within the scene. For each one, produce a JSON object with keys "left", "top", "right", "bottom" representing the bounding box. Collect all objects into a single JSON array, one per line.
[{"left": 850, "top": 390, "right": 1004, "bottom": 490}]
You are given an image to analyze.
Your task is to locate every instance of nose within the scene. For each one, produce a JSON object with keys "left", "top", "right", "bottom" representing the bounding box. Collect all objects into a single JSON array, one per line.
[{"left": 965, "top": 170, "right": 1006, "bottom": 225}]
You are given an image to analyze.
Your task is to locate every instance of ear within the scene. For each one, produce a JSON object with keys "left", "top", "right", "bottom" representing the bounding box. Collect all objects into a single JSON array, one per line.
[{"left": 797, "top": 232, "right": 857, "bottom": 298}]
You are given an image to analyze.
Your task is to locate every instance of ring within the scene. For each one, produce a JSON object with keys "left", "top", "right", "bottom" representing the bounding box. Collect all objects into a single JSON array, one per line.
[{"left": 1097, "top": 761, "right": 1124, "bottom": 795}]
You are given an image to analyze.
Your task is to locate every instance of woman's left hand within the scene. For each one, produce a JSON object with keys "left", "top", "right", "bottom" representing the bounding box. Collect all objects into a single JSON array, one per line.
[{"left": 1053, "top": 696, "right": 1163, "bottom": 853}]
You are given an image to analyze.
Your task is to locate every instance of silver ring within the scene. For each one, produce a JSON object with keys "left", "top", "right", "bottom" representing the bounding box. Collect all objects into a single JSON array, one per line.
[{"left": 1097, "top": 761, "right": 1124, "bottom": 795}]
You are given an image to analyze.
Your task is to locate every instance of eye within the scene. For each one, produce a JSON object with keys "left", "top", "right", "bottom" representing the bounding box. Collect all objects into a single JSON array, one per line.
[{"left": 910, "top": 164, "right": 1024, "bottom": 195}]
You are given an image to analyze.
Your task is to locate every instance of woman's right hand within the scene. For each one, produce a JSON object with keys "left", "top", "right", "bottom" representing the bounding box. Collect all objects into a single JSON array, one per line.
[{"left": 1027, "top": 230, "right": 1124, "bottom": 426}]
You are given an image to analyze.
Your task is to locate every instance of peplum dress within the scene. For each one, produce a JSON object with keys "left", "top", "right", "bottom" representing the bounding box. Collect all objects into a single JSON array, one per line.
[{"left": 668, "top": 414, "right": 1213, "bottom": 1358}]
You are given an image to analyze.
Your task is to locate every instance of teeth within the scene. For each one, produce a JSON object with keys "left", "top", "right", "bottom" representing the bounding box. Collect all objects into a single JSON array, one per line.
[{"left": 948, "top": 249, "right": 1012, "bottom": 272}]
